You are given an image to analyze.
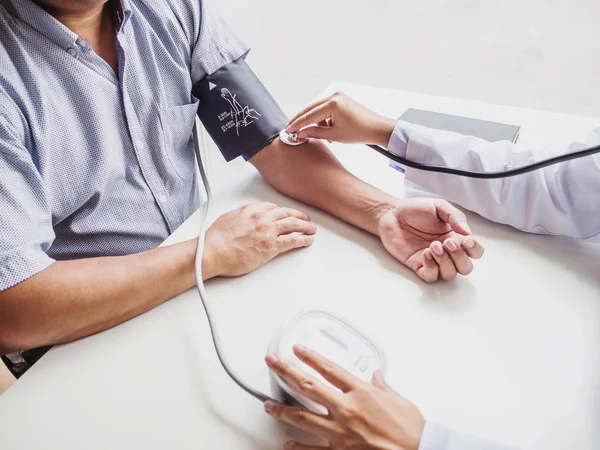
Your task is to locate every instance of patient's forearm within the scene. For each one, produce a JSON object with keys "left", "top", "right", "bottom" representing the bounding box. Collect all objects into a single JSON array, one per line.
[
  {"left": 250, "top": 139, "right": 397, "bottom": 236},
  {"left": 0, "top": 239, "right": 209, "bottom": 355}
]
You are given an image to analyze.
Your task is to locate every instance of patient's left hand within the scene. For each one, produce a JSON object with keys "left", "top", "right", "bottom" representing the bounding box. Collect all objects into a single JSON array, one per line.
[{"left": 378, "top": 198, "right": 484, "bottom": 282}]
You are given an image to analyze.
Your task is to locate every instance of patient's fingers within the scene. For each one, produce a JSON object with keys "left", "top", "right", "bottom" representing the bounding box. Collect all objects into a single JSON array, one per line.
[
  {"left": 462, "top": 238, "right": 485, "bottom": 260},
  {"left": 416, "top": 249, "right": 440, "bottom": 283},
  {"left": 435, "top": 200, "right": 471, "bottom": 235},
  {"left": 430, "top": 241, "right": 457, "bottom": 281},
  {"left": 443, "top": 238, "right": 473, "bottom": 276}
]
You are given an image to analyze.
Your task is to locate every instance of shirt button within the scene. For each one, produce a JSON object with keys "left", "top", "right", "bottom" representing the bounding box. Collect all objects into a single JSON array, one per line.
[
  {"left": 159, "top": 194, "right": 168, "bottom": 204},
  {"left": 67, "top": 47, "right": 77, "bottom": 57},
  {"left": 137, "top": 140, "right": 145, "bottom": 150}
]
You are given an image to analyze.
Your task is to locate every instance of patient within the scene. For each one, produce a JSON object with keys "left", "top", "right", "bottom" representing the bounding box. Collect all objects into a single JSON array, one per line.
[{"left": 0, "top": 0, "right": 483, "bottom": 378}]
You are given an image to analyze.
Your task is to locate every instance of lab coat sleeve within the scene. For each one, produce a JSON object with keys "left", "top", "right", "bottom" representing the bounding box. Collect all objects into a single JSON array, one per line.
[
  {"left": 387, "top": 120, "right": 600, "bottom": 242},
  {"left": 419, "top": 422, "right": 517, "bottom": 450}
]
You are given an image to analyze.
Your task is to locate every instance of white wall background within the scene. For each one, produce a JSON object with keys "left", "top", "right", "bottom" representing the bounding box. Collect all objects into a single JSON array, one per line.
[{"left": 214, "top": 0, "right": 600, "bottom": 119}]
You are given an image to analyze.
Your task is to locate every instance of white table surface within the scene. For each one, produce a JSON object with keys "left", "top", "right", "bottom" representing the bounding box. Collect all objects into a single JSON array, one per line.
[{"left": 1, "top": 82, "right": 599, "bottom": 450}]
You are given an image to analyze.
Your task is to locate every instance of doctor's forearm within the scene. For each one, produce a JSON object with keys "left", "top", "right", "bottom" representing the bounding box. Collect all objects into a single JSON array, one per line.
[
  {"left": 390, "top": 122, "right": 600, "bottom": 240},
  {"left": 0, "top": 239, "right": 212, "bottom": 355},
  {"left": 251, "top": 139, "right": 398, "bottom": 236}
]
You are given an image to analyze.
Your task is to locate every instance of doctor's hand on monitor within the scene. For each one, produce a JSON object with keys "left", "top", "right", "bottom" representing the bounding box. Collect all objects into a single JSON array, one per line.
[
  {"left": 264, "top": 345, "right": 425, "bottom": 450},
  {"left": 285, "top": 92, "right": 396, "bottom": 148}
]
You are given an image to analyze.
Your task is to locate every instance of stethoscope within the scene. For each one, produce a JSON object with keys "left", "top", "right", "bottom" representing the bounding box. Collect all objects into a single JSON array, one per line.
[
  {"left": 193, "top": 125, "right": 600, "bottom": 405},
  {"left": 192, "top": 124, "right": 277, "bottom": 402},
  {"left": 279, "top": 130, "right": 600, "bottom": 178}
]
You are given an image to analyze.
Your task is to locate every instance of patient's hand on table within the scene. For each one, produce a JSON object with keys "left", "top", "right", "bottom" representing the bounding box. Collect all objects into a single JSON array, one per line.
[
  {"left": 203, "top": 203, "right": 317, "bottom": 278},
  {"left": 379, "top": 198, "right": 484, "bottom": 282}
]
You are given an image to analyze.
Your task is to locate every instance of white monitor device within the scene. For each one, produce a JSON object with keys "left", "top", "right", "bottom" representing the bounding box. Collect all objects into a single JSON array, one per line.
[{"left": 268, "top": 310, "right": 387, "bottom": 413}]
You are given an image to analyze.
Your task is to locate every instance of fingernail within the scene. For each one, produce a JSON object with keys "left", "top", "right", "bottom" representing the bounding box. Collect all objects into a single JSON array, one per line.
[
  {"left": 424, "top": 251, "right": 433, "bottom": 261},
  {"left": 433, "top": 242, "right": 444, "bottom": 256},
  {"left": 460, "top": 221, "right": 471, "bottom": 234},
  {"left": 445, "top": 240, "right": 458, "bottom": 252},
  {"left": 372, "top": 369, "right": 385, "bottom": 383},
  {"left": 265, "top": 354, "right": 278, "bottom": 367},
  {"left": 311, "top": 223, "right": 318, "bottom": 231},
  {"left": 293, "top": 344, "right": 306, "bottom": 354},
  {"left": 298, "top": 132, "right": 308, "bottom": 139},
  {"left": 465, "top": 239, "right": 475, "bottom": 249},
  {"left": 264, "top": 401, "right": 276, "bottom": 413}
]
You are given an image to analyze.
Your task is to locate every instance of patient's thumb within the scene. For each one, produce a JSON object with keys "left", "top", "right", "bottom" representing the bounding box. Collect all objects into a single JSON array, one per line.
[{"left": 436, "top": 201, "right": 471, "bottom": 235}]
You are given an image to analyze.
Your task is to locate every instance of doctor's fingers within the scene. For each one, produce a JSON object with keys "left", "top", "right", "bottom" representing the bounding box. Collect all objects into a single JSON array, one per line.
[
  {"left": 287, "top": 94, "right": 335, "bottom": 131},
  {"left": 264, "top": 401, "right": 342, "bottom": 440},
  {"left": 289, "top": 103, "right": 335, "bottom": 136},
  {"left": 266, "top": 354, "right": 341, "bottom": 409},
  {"left": 429, "top": 241, "right": 458, "bottom": 281},
  {"left": 292, "top": 344, "right": 361, "bottom": 393},
  {"left": 281, "top": 442, "right": 327, "bottom": 450},
  {"left": 276, "top": 217, "right": 318, "bottom": 236},
  {"left": 443, "top": 238, "right": 473, "bottom": 276},
  {"left": 297, "top": 125, "right": 339, "bottom": 142}
]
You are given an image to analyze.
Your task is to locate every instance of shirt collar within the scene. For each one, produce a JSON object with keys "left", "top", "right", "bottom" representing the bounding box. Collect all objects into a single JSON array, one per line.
[
  {"left": 111, "top": 0, "right": 133, "bottom": 32},
  {"left": 6, "top": 0, "right": 133, "bottom": 51}
]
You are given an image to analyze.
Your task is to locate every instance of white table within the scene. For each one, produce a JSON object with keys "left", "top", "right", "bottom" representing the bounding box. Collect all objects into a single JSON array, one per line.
[{"left": 1, "top": 83, "right": 599, "bottom": 450}]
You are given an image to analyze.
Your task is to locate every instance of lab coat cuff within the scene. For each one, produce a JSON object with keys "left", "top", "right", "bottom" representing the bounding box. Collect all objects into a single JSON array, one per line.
[
  {"left": 387, "top": 119, "right": 418, "bottom": 157},
  {"left": 418, "top": 422, "right": 451, "bottom": 450}
]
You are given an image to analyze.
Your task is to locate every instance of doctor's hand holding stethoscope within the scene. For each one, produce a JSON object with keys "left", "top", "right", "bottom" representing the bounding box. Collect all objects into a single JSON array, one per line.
[
  {"left": 285, "top": 93, "right": 600, "bottom": 243},
  {"left": 286, "top": 93, "right": 398, "bottom": 148}
]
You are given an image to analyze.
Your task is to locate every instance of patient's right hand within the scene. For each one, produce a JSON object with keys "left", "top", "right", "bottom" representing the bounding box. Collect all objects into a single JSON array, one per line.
[{"left": 203, "top": 203, "right": 317, "bottom": 278}]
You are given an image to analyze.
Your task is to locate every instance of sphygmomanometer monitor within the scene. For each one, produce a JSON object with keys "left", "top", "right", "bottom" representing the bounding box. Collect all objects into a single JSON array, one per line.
[
  {"left": 269, "top": 311, "right": 386, "bottom": 413},
  {"left": 399, "top": 108, "right": 521, "bottom": 144},
  {"left": 190, "top": 53, "right": 600, "bottom": 407}
]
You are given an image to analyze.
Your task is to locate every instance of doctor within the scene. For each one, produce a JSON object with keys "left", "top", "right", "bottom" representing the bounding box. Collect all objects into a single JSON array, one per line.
[
  {"left": 261, "top": 93, "right": 600, "bottom": 450},
  {"left": 264, "top": 345, "right": 515, "bottom": 450},
  {"left": 285, "top": 92, "right": 600, "bottom": 242}
]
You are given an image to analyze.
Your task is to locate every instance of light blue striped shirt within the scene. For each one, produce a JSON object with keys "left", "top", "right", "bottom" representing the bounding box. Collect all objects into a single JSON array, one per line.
[{"left": 0, "top": 0, "right": 247, "bottom": 373}]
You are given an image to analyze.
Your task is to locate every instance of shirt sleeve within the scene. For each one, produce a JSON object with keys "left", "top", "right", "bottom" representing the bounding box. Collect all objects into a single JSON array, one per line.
[
  {"left": 0, "top": 102, "right": 55, "bottom": 292},
  {"left": 387, "top": 120, "right": 600, "bottom": 242},
  {"left": 166, "top": 0, "right": 250, "bottom": 84},
  {"left": 419, "top": 422, "right": 517, "bottom": 450}
]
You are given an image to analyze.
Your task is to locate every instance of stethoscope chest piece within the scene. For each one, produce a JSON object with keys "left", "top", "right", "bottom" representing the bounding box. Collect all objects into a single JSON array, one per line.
[{"left": 279, "top": 129, "right": 309, "bottom": 146}]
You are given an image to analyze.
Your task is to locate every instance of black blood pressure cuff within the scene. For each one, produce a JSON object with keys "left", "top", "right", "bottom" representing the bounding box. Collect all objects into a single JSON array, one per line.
[{"left": 193, "top": 56, "right": 288, "bottom": 161}]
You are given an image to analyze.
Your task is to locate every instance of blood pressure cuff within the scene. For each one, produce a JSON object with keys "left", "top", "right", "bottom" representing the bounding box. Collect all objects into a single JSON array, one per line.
[{"left": 193, "top": 56, "right": 288, "bottom": 161}]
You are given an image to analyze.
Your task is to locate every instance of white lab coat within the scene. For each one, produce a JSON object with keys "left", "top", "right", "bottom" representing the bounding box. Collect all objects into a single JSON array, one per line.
[
  {"left": 389, "top": 121, "right": 600, "bottom": 450},
  {"left": 388, "top": 121, "right": 600, "bottom": 243}
]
